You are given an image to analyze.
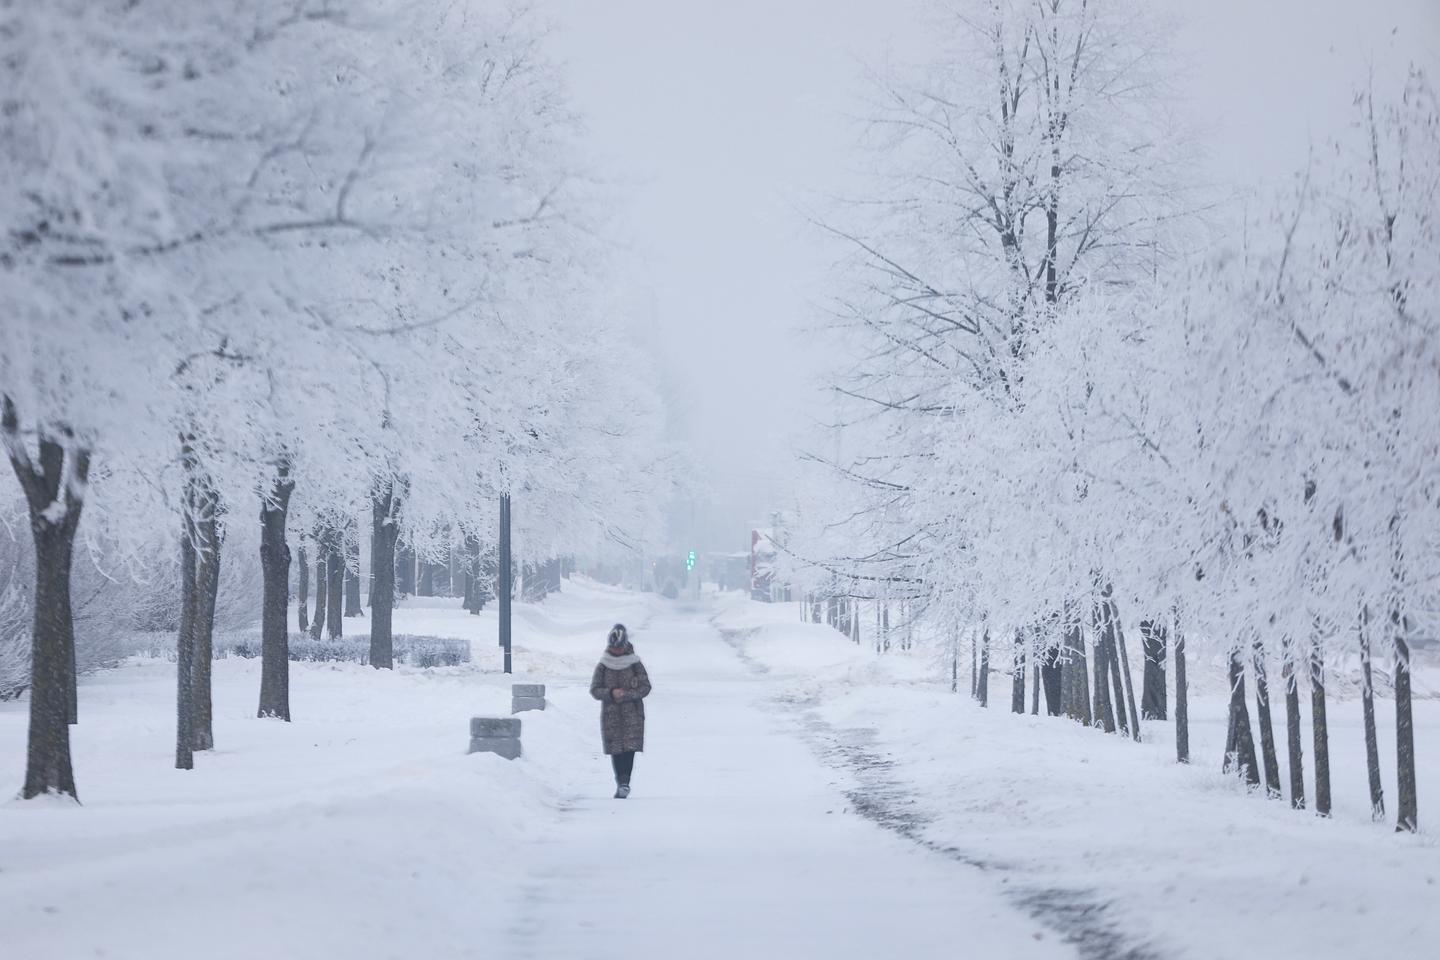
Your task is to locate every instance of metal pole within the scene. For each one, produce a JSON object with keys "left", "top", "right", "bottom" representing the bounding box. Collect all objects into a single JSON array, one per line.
[{"left": 500, "top": 494, "right": 512, "bottom": 674}]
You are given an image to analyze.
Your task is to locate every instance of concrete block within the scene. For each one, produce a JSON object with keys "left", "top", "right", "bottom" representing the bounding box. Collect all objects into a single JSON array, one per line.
[
  {"left": 471, "top": 716, "right": 521, "bottom": 738},
  {"left": 468, "top": 736, "right": 522, "bottom": 760},
  {"left": 511, "top": 683, "right": 546, "bottom": 699},
  {"left": 511, "top": 696, "right": 546, "bottom": 713}
]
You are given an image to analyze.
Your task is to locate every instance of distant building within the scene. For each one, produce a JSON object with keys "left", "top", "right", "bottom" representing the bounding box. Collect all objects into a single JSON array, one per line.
[
  {"left": 749, "top": 529, "right": 790, "bottom": 602},
  {"left": 708, "top": 551, "right": 751, "bottom": 593}
]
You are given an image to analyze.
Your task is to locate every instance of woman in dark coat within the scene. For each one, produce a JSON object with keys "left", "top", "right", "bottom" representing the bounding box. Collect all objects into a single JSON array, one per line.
[{"left": 590, "top": 624, "right": 651, "bottom": 799}]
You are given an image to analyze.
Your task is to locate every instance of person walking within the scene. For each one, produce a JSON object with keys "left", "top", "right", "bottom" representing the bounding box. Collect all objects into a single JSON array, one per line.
[{"left": 590, "top": 624, "right": 651, "bottom": 799}]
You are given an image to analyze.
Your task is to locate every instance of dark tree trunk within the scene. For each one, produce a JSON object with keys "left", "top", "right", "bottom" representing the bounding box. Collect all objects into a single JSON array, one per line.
[
  {"left": 396, "top": 542, "right": 416, "bottom": 595},
  {"left": 1393, "top": 622, "right": 1417, "bottom": 833},
  {"left": 191, "top": 486, "right": 222, "bottom": 753},
  {"left": 970, "top": 630, "right": 977, "bottom": 698},
  {"left": 977, "top": 628, "right": 990, "bottom": 707},
  {"left": 309, "top": 546, "right": 327, "bottom": 641},
  {"left": 1310, "top": 634, "right": 1331, "bottom": 816},
  {"left": 258, "top": 470, "right": 294, "bottom": 720},
  {"left": 176, "top": 497, "right": 197, "bottom": 772},
  {"left": 344, "top": 520, "right": 362, "bottom": 617},
  {"left": 461, "top": 540, "right": 475, "bottom": 613},
  {"left": 951, "top": 631, "right": 959, "bottom": 693},
  {"left": 1105, "top": 627, "right": 1129, "bottom": 736},
  {"left": 24, "top": 518, "right": 83, "bottom": 797},
  {"left": 1060, "top": 608, "right": 1091, "bottom": 726},
  {"left": 1224, "top": 648, "right": 1260, "bottom": 786},
  {"left": 1283, "top": 647, "right": 1305, "bottom": 809},
  {"left": 369, "top": 481, "right": 400, "bottom": 670},
  {"left": 1041, "top": 641, "right": 1062, "bottom": 717},
  {"left": 1109, "top": 601, "right": 1141, "bottom": 741},
  {"left": 297, "top": 543, "right": 309, "bottom": 634},
  {"left": 1357, "top": 610, "right": 1383, "bottom": 819},
  {"left": 418, "top": 559, "right": 435, "bottom": 598},
  {"left": 1174, "top": 621, "right": 1189, "bottom": 764},
  {"left": 1011, "top": 630, "right": 1026, "bottom": 714},
  {"left": 326, "top": 533, "right": 343, "bottom": 640},
  {"left": 1140, "top": 619, "right": 1167, "bottom": 720},
  {"left": 6, "top": 401, "right": 90, "bottom": 800},
  {"left": 1251, "top": 637, "right": 1281, "bottom": 798},
  {"left": 1031, "top": 657, "right": 1040, "bottom": 715},
  {"left": 1091, "top": 612, "right": 1116, "bottom": 733}
]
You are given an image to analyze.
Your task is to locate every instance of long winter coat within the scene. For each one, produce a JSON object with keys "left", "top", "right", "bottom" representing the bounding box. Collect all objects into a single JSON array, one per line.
[{"left": 590, "top": 659, "right": 651, "bottom": 754}]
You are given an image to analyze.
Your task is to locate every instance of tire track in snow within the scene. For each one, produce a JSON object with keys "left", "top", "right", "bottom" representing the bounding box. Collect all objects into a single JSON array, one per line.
[{"left": 717, "top": 625, "right": 1163, "bottom": 960}]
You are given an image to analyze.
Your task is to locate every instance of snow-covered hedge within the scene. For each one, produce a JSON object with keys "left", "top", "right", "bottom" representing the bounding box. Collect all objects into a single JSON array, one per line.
[{"left": 128, "top": 632, "right": 471, "bottom": 668}]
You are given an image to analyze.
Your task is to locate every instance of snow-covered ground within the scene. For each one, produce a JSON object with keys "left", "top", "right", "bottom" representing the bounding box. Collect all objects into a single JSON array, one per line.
[
  {"left": 2, "top": 579, "right": 1435, "bottom": 959},
  {"left": 713, "top": 593, "right": 1440, "bottom": 960}
]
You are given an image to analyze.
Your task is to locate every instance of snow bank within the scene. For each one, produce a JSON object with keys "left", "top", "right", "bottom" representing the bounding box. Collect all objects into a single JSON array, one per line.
[
  {"left": 0, "top": 578, "right": 646, "bottom": 960},
  {"left": 713, "top": 595, "right": 1440, "bottom": 960}
]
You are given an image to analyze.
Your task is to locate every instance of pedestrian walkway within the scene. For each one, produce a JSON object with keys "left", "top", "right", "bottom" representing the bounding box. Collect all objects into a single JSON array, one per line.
[{"left": 504, "top": 609, "right": 1068, "bottom": 960}]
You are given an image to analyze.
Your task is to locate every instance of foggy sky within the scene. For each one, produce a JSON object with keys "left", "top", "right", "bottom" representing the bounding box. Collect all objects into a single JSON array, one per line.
[{"left": 548, "top": 0, "right": 1439, "bottom": 553}]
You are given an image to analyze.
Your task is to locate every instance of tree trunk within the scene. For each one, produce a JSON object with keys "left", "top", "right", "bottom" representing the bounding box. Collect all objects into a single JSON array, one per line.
[
  {"left": 970, "top": 630, "right": 977, "bottom": 698},
  {"left": 1393, "top": 621, "right": 1417, "bottom": 833},
  {"left": 4, "top": 408, "right": 92, "bottom": 782},
  {"left": 1041, "top": 641, "right": 1062, "bottom": 717},
  {"left": 1174, "top": 620, "right": 1189, "bottom": 764},
  {"left": 461, "top": 542, "right": 474, "bottom": 613},
  {"left": 1031, "top": 657, "right": 1040, "bottom": 715},
  {"left": 948, "top": 634, "right": 959, "bottom": 689},
  {"left": 1091, "top": 613, "right": 1115, "bottom": 733},
  {"left": 326, "top": 533, "right": 343, "bottom": 639},
  {"left": 1011, "top": 630, "right": 1026, "bottom": 714},
  {"left": 1105, "top": 626, "right": 1129, "bottom": 737},
  {"left": 418, "top": 559, "right": 435, "bottom": 598},
  {"left": 1282, "top": 646, "right": 1305, "bottom": 809},
  {"left": 369, "top": 481, "right": 400, "bottom": 669},
  {"left": 1139, "top": 619, "right": 1167, "bottom": 720},
  {"left": 1223, "top": 648, "right": 1260, "bottom": 786},
  {"left": 24, "top": 519, "right": 83, "bottom": 797},
  {"left": 297, "top": 543, "right": 309, "bottom": 634},
  {"left": 344, "top": 520, "right": 362, "bottom": 617},
  {"left": 309, "top": 545, "right": 327, "bottom": 641},
  {"left": 1251, "top": 637, "right": 1281, "bottom": 798},
  {"left": 396, "top": 543, "right": 416, "bottom": 595},
  {"left": 176, "top": 500, "right": 197, "bottom": 772},
  {"left": 258, "top": 470, "right": 294, "bottom": 720},
  {"left": 1310, "top": 633, "right": 1331, "bottom": 816},
  {"left": 1109, "top": 601, "right": 1141, "bottom": 741},
  {"left": 977, "top": 628, "right": 990, "bottom": 707},
  {"left": 7, "top": 397, "right": 92, "bottom": 799},
  {"left": 191, "top": 485, "right": 222, "bottom": 753},
  {"left": 1357, "top": 609, "right": 1383, "bottom": 819},
  {"left": 1060, "top": 608, "right": 1091, "bottom": 726}
]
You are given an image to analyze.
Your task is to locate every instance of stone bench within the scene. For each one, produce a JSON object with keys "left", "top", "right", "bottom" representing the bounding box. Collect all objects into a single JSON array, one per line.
[
  {"left": 469, "top": 716, "right": 521, "bottom": 760},
  {"left": 511, "top": 682, "right": 546, "bottom": 714}
]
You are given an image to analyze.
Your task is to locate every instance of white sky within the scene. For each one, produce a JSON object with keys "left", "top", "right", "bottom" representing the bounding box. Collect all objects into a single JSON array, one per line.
[{"left": 547, "top": 0, "right": 1440, "bottom": 551}]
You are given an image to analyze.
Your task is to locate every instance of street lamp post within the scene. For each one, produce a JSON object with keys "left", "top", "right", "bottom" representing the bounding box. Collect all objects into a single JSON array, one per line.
[{"left": 499, "top": 494, "right": 512, "bottom": 674}]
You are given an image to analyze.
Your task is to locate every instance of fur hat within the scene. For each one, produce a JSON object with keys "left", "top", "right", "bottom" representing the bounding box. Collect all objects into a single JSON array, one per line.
[{"left": 606, "top": 623, "right": 633, "bottom": 654}]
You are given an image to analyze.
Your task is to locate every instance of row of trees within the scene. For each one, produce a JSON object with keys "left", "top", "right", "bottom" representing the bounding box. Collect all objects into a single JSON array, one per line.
[
  {"left": 782, "top": 0, "right": 1435, "bottom": 833},
  {"left": 1, "top": 1, "right": 672, "bottom": 800}
]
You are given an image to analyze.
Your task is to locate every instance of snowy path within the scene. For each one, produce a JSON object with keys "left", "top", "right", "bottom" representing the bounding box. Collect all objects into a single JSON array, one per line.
[{"left": 504, "top": 607, "right": 1066, "bottom": 960}]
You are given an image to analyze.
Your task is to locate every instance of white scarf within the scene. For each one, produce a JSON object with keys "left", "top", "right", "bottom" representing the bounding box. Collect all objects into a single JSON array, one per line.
[{"left": 600, "top": 652, "right": 640, "bottom": 670}]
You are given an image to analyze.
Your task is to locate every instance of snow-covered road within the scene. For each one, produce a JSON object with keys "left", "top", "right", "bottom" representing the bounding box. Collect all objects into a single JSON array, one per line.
[{"left": 504, "top": 606, "right": 1063, "bottom": 959}]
